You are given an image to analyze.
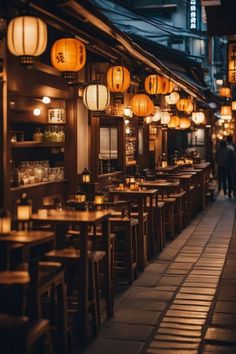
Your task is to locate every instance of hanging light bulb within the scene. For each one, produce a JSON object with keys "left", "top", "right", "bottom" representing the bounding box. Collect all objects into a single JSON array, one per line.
[
  {"left": 42, "top": 96, "right": 51, "bottom": 104},
  {"left": 33, "top": 108, "right": 41, "bottom": 116}
]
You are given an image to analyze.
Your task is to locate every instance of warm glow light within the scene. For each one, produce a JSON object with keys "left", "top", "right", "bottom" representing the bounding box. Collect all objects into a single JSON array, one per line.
[
  {"left": 7, "top": 16, "right": 47, "bottom": 65},
  {"left": 124, "top": 107, "right": 133, "bottom": 117},
  {"left": 42, "top": 96, "right": 51, "bottom": 104},
  {"left": 0, "top": 210, "right": 11, "bottom": 235},
  {"left": 192, "top": 111, "right": 205, "bottom": 125},
  {"left": 221, "top": 105, "right": 232, "bottom": 120},
  {"left": 168, "top": 115, "right": 180, "bottom": 128},
  {"left": 176, "top": 98, "right": 189, "bottom": 112},
  {"left": 82, "top": 168, "right": 91, "bottom": 183},
  {"left": 161, "top": 111, "right": 171, "bottom": 125},
  {"left": 130, "top": 94, "right": 154, "bottom": 117},
  {"left": 83, "top": 84, "right": 110, "bottom": 111},
  {"left": 74, "top": 193, "right": 86, "bottom": 202},
  {"left": 144, "top": 75, "right": 162, "bottom": 95},
  {"left": 165, "top": 92, "right": 180, "bottom": 105},
  {"left": 219, "top": 87, "right": 231, "bottom": 98},
  {"left": 33, "top": 108, "right": 41, "bottom": 116},
  {"left": 146, "top": 116, "right": 153, "bottom": 124},
  {"left": 232, "top": 101, "right": 236, "bottom": 111},
  {"left": 152, "top": 106, "right": 162, "bottom": 122},
  {"left": 216, "top": 79, "right": 223, "bottom": 85},
  {"left": 179, "top": 117, "right": 191, "bottom": 129},
  {"left": 125, "top": 119, "right": 130, "bottom": 125},
  {"left": 107, "top": 66, "right": 130, "bottom": 92}
]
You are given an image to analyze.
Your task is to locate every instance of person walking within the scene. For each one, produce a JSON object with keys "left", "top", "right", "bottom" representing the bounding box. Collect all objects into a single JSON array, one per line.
[
  {"left": 215, "top": 139, "right": 231, "bottom": 196},
  {"left": 226, "top": 135, "right": 236, "bottom": 198}
]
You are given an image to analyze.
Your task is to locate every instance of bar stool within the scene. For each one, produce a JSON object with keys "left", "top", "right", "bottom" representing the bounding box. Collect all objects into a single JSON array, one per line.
[
  {"left": 161, "top": 197, "right": 176, "bottom": 240},
  {"left": 0, "top": 314, "right": 53, "bottom": 354},
  {"left": 43, "top": 248, "right": 106, "bottom": 336},
  {"left": 110, "top": 216, "right": 138, "bottom": 284},
  {"left": 157, "top": 201, "right": 165, "bottom": 251},
  {"left": 169, "top": 191, "right": 186, "bottom": 234}
]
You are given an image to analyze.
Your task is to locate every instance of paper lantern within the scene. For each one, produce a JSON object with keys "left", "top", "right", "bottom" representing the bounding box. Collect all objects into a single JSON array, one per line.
[
  {"left": 146, "top": 116, "right": 153, "bottom": 124},
  {"left": 161, "top": 77, "right": 170, "bottom": 94},
  {"left": 219, "top": 87, "right": 231, "bottom": 98},
  {"left": 83, "top": 84, "right": 110, "bottom": 111},
  {"left": 152, "top": 106, "right": 162, "bottom": 122},
  {"left": 232, "top": 101, "right": 236, "bottom": 111},
  {"left": 82, "top": 168, "right": 91, "bottom": 183},
  {"left": 168, "top": 115, "right": 180, "bottom": 128},
  {"left": 51, "top": 38, "right": 86, "bottom": 80},
  {"left": 165, "top": 92, "right": 180, "bottom": 105},
  {"left": 7, "top": 16, "right": 47, "bottom": 65},
  {"left": 0, "top": 210, "right": 11, "bottom": 235},
  {"left": 107, "top": 66, "right": 130, "bottom": 92},
  {"left": 161, "top": 111, "right": 171, "bottom": 125},
  {"left": 185, "top": 100, "right": 194, "bottom": 114},
  {"left": 124, "top": 107, "right": 133, "bottom": 117},
  {"left": 179, "top": 117, "right": 191, "bottom": 129},
  {"left": 168, "top": 81, "right": 176, "bottom": 93},
  {"left": 74, "top": 193, "right": 86, "bottom": 202},
  {"left": 17, "top": 194, "right": 32, "bottom": 221},
  {"left": 130, "top": 94, "right": 154, "bottom": 117},
  {"left": 192, "top": 112, "right": 205, "bottom": 125},
  {"left": 176, "top": 98, "right": 189, "bottom": 111},
  {"left": 221, "top": 105, "right": 232, "bottom": 119},
  {"left": 144, "top": 75, "right": 162, "bottom": 95}
]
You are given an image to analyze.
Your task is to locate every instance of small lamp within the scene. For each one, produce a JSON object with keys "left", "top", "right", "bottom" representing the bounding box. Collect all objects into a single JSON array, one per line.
[
  {"left": 129, "top": 177, "right": 136, "bottom": 190},
  {"left": 74, "top": 192, "right": 86, "bottom": 203},
  {"left": 82, "top": 168, "right": 91, "bottom": 183},
  {"left": 17, "top": 193, "right": 32, "bottom": 230},
  {"left": 94, "top": 191, "right": 104, "bottom": 205},
  {"left": 0, "top": 209, "right": 11, "bottom": 235}
]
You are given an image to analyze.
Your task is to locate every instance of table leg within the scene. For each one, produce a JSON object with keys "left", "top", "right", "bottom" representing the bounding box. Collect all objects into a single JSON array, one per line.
[
  {"left": 102, "top": 220, "right": 113, "bottom": 317},
  {"left": 137, "top": 200, "right": 146, "bottom": 271}
]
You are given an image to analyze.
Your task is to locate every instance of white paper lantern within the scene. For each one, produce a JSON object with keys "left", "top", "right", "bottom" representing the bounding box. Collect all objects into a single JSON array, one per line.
[
  {"left": 161, "top": 111, "right": 171, "bottom": 125},
  {"left": 165, "top": 92, "right": 180, "bottom": 105},
  {"left": 152, "top": 106, "right": 162, "bottom": 122},
  {"left": 146, "top": 116, "right": 153, "bottom": 124},
  {"left": 83, "top": 84, "right": 110, "bottom": 111},
  {"left": 191, "top": 112, "right": 205, "bottom": 125},
  {"left": 7, "top": 16, "right": 47, "bottom": 65}
]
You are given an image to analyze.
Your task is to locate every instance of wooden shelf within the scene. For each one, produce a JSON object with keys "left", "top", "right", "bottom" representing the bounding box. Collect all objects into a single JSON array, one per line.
[
  {"left": 11, "top": 179, "right": 68, "bottom": 192},
  {"left": 11, "top": 120, "right": 66, "bottom": 125},
  {"left": 11, "top": 141, "right": 65, "bottom": 148}
]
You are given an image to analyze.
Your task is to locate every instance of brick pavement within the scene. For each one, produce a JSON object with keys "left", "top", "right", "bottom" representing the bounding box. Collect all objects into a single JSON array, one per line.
[{"left": 85, "top": 196, "right": 236, "bottom": 354}]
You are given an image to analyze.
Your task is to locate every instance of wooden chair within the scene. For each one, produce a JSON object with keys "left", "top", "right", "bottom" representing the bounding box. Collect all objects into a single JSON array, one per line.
[{"left": 0, "top": 314, "right": 53, "bottom": 354}]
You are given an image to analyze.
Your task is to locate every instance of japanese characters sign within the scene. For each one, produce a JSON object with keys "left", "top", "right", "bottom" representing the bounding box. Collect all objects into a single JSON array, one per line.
[{"left": 48, "top": 108, "right": 66, "bottom": 123}]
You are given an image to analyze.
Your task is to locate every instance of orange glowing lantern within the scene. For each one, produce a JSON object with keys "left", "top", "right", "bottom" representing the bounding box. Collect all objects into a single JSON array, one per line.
[
  {"left": 219, "top": 87, "right": 231, "bottom": 98},
  {"left": 107, "top": 66, "right": 130, "bottom": 92},
  {"left": 130, "top": 94, "right": 154, "bottom": 117},
  {"left": 168, "top": 115, "right": 180, "bottom": 128},
  {"left": 161, "top": 77, "right": 170, "bottom": 94},
  {"left": 51, "top": 38, "right": 86, "bottom": 80},
  {"left": 144, "top": 75, "right": 162, "bottom": 95},
  {"left": 179, "top": 117, "right": 191, "bottom": 129},
  {"left": 176, "top": 98, "right": 189, "bottom": 111}
]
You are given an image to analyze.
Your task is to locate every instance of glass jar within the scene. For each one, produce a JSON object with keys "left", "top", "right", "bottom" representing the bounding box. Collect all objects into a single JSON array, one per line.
[{"left": 33, "top": 128, "right": 43, "bottom": 142}]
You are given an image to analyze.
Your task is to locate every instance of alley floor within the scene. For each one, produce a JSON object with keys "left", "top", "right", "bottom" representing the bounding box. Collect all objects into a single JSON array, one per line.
[{"left": 85, "top": 195, "right": 236, "bottom": 354}]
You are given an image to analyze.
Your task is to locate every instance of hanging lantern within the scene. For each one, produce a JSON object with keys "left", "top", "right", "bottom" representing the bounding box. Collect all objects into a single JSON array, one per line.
[
  {"left": 221, "top": 105, "right": 232, "bottom": 119},
  {"left": 146, "top": 116, "right": 153, "bottom": 124},
  {"left": 168, "top": 81, "right": 176, "bottom": 93},
  {"left": 192, "top": 112, "right": 205, "bottom": 125},
  {"left": 168, "top": 115, "right": 180, "bottom": 128},
  {"left": 7, "top": 16, "right": 47, "bottom": 65},
  {"left": 83, "top": 84, "right": 110, "bottom": 111},
  {"left": 152, "top": 106, "right": 162, "bottom": 122},
  {"left": 161, "top": 77, "right": 170, "bottom": 94},
  {"left": 176, "top": 98, "right": 189, "bottom": 111},
  {"left": 179, "top": 117, "right": 191, "bottom": 129},
  {"left": 161, "top": 111, "right": 171, "bottom": 125},
  {"left": 165, "top": 92, "right": 180, "bottom": 105},
  {"left": 0, "top": 210, "right": 11, "bottom": 235},
  {"left": 51, "top": 38, "right": 86, "bottom": 81},
  {"left": 124, "top": 107, "right": 133, "bottom": 117},
  {"left": 144, "top": 75, "right": 162, "bottom": 95},
  {"left": 219, "top": 87, "right": 231, "bottom": 98},
  {"left": 107, "top": 66, "right": 130, "bottom": 92},
  {"left": 185, "top": 99, "right": 194, "bottom": 114},
  {"left": 232, "top": 101, "right": 236, "bottom": 111},
  {"left": 130, "top": 94, "right": 154, "bottom": 117}
]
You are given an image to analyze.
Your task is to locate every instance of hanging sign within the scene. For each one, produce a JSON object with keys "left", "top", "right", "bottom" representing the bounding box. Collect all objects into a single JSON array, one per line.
[
  {"left": 48, "top": 108, "right": 66, "bottom": 123},
  {"left": 228, "top": 42, "right": 236, "bottom": 83}
]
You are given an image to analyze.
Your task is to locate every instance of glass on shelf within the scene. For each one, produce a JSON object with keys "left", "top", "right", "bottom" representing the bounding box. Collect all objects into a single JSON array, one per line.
[{"left": 33, "top": 128, "right": 43, "bottom": 142}]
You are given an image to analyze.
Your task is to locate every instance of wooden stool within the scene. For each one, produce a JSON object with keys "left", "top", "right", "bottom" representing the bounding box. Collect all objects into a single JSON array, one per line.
[
  {"left": 161, "top": 197, "right": 176, "bottom": 240},
  {"left": 0, "top": 314, "right": 53, "bottom": 354},
  {"left": 43, "top": 248, "right": 106, "bottom": 337},
  {"left": 157, "top": 202, "right": 165, "bottom": 251},
  {"left": 110, "top": 217, "right": 138, "bottom": 284},
  {"left": 170, "top": 191, "right": 186, "bottom": 234},
  {"left": 131, "top": 211, "right": 149, "bottom": 267}
]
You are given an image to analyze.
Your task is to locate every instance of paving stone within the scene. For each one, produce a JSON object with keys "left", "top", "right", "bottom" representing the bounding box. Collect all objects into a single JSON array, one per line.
[
  {"left": 205, "top": 327, "right": 236, "bottom": 344},
  {"left": 84, "top": 338, "right": 145, "bottom": 354},
  {"left": 124, "top": 288, "right": 174, "bottom": 302},
  {"left": 160, "top": 322, "right": 202, "bottom": 331},
  {"left": 117, "top": 300, "right": 167, "bottom": 312},
  {"left": 190, "top": 269, "right": 221, "bottom": 276},
  {"left": 218, "top": 289, "right": 236, "bottom": 301},
  {"left": 147, "top": 350, "right": 198, "bottom": 354},
  {"left": 167, "top": 269, "right": 190, "bottom": 275},
  {"left": 157, "top": 327, "right": 201, "bottom": 338},
  {"left": 162, "top": 316, "right": 206, "bottom": 325},
  {"left": 158, "top": 276, "right": 185, "bottom": 286},
  {"left": 111, "top": 309, "right": 161, "bottom": 326},
  {"left": 169, "top": 263, "right": 194, "bottom": 270},
  {"left": 182, "top": 282, "right": 217, "bottom": 288},
  {"left": 99, "top": 322, "right": 154, "bottom": 341},
  {"left": 154, "top": 333, "right": 201, "bottom": 343},
  {"left": 154, "top": 285, "right": 178, "bottom": 292},
  {"left": 215, "top": 301, "right": 236, "bottom": 314},
  {"left": 211, "top": 313, "right": 236, "bottom": 327},
  {"left": 174, "top": 256, "right": 199, "bottom": 263},
  {"left": 179, "top": 287, "right": 216, "bottom": 296},
  {"left": 133, "top": 274, "right": 162, "bottom": 287},
  {"left": 171, "top": 304, "right": 210, "bottom": 312},
  {"left": 173, "top": 299, "right": 212, "bottom": 307},
  {"left": 202, "top": 344, "right": 236, "bottom": 353},
  {"left": 176, "top": 293, "right": 214, "bottom": 301},
  {"left": 166, "top": 309, "right": 207, "bottom": 319},
  {"left": 146, "top": 263, "right": 169, "bottom": 273}
]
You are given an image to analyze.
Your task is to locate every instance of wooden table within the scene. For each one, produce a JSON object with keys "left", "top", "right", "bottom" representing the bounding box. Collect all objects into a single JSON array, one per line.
[
  {"left": 31, "top": 210, "right": 112, "bottom": 338},
  {"left": 141, "top": 180, "right": 180, "bottom": 198},
  {"left": 109, "top": 189, "right": 158, "bottom": 270}
]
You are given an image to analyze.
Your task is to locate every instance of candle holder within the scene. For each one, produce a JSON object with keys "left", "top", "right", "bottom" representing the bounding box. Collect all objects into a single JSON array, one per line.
[
  {"left": 94, "top": 191, "right": 104, "bottom": 208},
  {"left": 82, "top": 168, "right": 91, "bottom": 184},
  {"left": 0, "top": 209, "right": 11, "bottom": 235}
]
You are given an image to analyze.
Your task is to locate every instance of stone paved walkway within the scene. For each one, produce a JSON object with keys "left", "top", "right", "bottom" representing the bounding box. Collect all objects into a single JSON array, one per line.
[{"left": 85, "top": 195, "right": 236, "bottom": 354}]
